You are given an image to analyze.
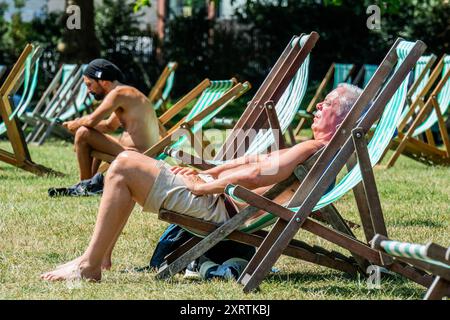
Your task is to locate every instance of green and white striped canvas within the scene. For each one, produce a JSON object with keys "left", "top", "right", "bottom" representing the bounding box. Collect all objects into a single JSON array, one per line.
[{"left": 379, "top": 239, "right": 449, "bottom": 269}]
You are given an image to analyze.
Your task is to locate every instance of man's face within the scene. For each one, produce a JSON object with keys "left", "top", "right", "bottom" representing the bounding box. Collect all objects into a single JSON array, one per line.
[
  {"left": 312, "top": 88, "right": 343, "bottom": 140},
  {"left": 83, "top": 76, "right": 107, "bottom": 100}
]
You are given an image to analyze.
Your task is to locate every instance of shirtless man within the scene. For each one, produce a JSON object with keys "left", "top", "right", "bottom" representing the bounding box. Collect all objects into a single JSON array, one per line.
[
  {"left": 63, "top": 59, "right": 160, "bottom": 180},
  {"left": 41, "top": 83, "right": 363, "bottom": 282}
]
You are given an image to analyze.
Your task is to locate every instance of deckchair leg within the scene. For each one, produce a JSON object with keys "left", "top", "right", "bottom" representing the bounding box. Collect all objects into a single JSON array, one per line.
[
  {"left": 352, "top": 128, "right": 392, "bottom": 266},
  {"left": 295, "top": 165, "right": 369, "bottom": 272},
  {"left": 424, "top": 276, "right": 450, "bottom": 300}
]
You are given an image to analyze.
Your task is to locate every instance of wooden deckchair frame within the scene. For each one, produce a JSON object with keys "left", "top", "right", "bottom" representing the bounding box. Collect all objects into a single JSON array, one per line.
[
  {"left": 148, "top": 62, "right": 178, "bottom": 113},
  {"left": 371, "top": 234, "right": 450, "bottom": 300},
  {"left": 293, "top": 62, "right": 356, "bottom": 137},
  {"left": 384, "top": 54, "right": 450, "bottom": 168},
  {"left": 26, "top": 66, "right": 88, "bottom": 145},
  {"left": 0, "top": 44, "right": 62, "bottom": 176},
  {"left": 154, "top": 39, "right": 433, "bottom": 294}
]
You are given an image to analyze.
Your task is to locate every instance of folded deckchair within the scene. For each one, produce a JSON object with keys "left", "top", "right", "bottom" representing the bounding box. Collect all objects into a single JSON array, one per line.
[
  {"left": 371, "top": 234, "right": 449, "bottom": 300},
  {"left": 385, "top": 54, "right": 450, "bottom": 167},
  {"left": 0, "top": 65, "right": 6, "bottom": 80},
  {"left": 148, "top": 62, "right": 178, "bottom": 112},
  {"left": 26, "top": 64, "right": 94, "bottom": 145},
  {"left": 155, "top": 39, "right": 433, "bottom": 294},
  {"left": 293, "top": 62, "right": 355, "bottom": 138},
  {"left": 91, "top": 78, "right": 251, "bottom": 170},
  {"left": 21, "top": 64, "right": 78, "bottom": 132},
  {"left": 0, "top": 44, "right": 62, "bottom": 176}
]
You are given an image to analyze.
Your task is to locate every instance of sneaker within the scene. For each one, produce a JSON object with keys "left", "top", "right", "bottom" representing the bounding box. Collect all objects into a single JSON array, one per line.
[{"left": 184, "top": 259, "right": 202, "bottom": 279}]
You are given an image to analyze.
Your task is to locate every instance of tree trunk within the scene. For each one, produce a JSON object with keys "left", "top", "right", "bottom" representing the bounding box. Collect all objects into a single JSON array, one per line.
[{"left": 58, "top": 0, "right": 100, "bottom": 63}]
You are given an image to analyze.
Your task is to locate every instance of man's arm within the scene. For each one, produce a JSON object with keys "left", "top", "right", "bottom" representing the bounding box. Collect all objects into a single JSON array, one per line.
[
  {"left": 63, "top": 87, "right": 125, "bottom": 133},
  {"left": 93, "top": 113, "right": 121, "bottom": 133},
  {"left": 202, "top": 148, "right": 291, "bottom": 178},
  {"left": 184, "top": 140, "right": 323, "bottom": 195}
]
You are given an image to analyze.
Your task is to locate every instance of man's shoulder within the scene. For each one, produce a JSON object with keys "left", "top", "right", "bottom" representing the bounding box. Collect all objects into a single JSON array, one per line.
[{"left": 110, "top": 85, "right": 147, "bottom": 103}]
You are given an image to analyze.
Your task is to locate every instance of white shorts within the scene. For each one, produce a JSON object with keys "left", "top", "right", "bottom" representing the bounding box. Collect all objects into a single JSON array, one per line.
[{"left": 143, "top": 161, "right": 230, "bottom": 224}]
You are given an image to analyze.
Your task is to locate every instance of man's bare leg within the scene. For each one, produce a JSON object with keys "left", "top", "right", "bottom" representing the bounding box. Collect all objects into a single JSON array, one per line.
[
  {"left": 41, "top": 151, "right": 161, "bottom": 281},
  {"left": 74, "top": 126, "right": 126, "bottom": 180}
]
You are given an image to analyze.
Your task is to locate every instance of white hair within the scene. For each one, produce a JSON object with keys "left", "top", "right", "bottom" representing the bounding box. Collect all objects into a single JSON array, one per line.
[{"left": 335, "top": 83, "right": 363, "bottom": 118}]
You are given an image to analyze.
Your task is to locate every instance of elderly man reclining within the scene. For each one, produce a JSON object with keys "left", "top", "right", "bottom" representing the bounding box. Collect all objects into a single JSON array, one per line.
[{"left": 41, "top": 83, "right": 363, "bottom": 282}]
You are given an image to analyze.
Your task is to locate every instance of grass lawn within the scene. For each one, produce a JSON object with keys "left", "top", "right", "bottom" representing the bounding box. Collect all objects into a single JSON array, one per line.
[{"left": 0, "top": 136, "right": 448, "bottom": 300}]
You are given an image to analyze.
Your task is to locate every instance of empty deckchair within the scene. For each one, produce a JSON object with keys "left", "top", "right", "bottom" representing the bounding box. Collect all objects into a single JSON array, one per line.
[
  {"left": 293, "top": 62, "right": 355, "bottom": 137},
  {"left": 371, "top": 234, "right": 450, "bottom": 300},
  {"left": 0, "top": 44, "right": 62, "bottom": 176},
  {"left": 21, "top": 64, "right": 78, "bottom": 132},
  {"left": 155, "top": 39, "right": 433, "bottom": 294},
  {"left": 352, "top": 64, "right": 378, "bottom": 88},
  {"left": 26, "top": 65, "right": 93, "bottom": 145},
  {"left": 148, "top": 62, "right": 178, "bottom": 112},
  {"left": 91, "top": 78, "right": 251, "bottom": 170},
  {"left": 385, "top": 54, "right": 450, "bottom": 167}
]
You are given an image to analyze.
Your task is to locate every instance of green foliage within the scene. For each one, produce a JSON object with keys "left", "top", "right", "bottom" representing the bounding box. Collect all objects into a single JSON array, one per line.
[
  {"left": 133, "top": 0, "right": 151, "bottom": 13},
  {"left": 95, "top": 0, "right": 160, "bottom": 93}
]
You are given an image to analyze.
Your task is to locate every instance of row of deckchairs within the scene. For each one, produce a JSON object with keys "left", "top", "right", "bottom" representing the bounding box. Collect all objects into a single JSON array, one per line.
[
  {"left": 0, "top": 44, "right": 179, "bottom": 175},
  {"left": 294, "top": 52, "right": 449, "bottom": 168},
  {"left": 145, "top": 35, "right": 448, "bottom": 299}
]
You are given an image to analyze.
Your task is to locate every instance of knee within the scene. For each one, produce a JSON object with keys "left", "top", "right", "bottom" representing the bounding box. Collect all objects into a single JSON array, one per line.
[
  {"left": 74, "top": 126, "right": 91, "bottom": 145},
  {"left": 108, "top": 151, "right": 139, "bottom": 177}
]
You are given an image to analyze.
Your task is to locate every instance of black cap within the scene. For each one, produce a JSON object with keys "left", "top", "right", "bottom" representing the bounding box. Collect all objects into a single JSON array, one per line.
[{"left": 83, "top": 59, "right": 124, "bottom": 82}]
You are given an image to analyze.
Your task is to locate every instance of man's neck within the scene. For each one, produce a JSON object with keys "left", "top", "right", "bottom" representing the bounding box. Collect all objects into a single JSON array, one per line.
[{"left": 105, "top": 81, "right": 121, "bottom": 94}]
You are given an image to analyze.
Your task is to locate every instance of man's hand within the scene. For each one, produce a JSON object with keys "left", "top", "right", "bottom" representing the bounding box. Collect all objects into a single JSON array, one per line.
[
  {"left": 180, "top": 174, "right": 206, "bottom": 196},
  {"left": 170, "top": 166, "right": 199, "bottom": 176},
  {"left": 62, "top": 119, "right": 82, "bottom": 134}
]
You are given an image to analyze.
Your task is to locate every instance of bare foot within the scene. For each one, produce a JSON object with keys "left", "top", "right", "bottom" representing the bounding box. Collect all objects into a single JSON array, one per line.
[
  {"left": 56, "top": 257, "right": 112, "bottom": 271},
  {"left": 41, "top": 260, "right": 101, "bottom": 282}
]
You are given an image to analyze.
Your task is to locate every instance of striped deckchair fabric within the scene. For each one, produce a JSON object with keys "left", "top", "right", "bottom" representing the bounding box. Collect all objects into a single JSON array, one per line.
[
  {"left": 362, "top": 64, "right": 378, "bottom": 88},
  {"left": 294, "top": 62, "right": 355, "bottom": 137},
  {"left": 0, "top": 44, "right": 61, "bottom": 176},
  {"left": 156, "top": 79, "right": 250, "bottom": 160},
  {"left": 155, "top": 39, "right": 431, "bottom": 294},
  {"left": 372, "top": 234, "right": 449, "bottom": 300},
  {"left": 26, "top": 64, "right": 93, "bottom": 145},
  {"left": 0, "top": 50, "right": 40, "bottom": 135},
  {"left": 151, "top": 62, "right": 178, "bottom": 112},
  {"left": 385, "top": 54, "right": 450, "bottom": 167},
  {"left": 352, "top": 64, "right": 378, "bottom": 88}
]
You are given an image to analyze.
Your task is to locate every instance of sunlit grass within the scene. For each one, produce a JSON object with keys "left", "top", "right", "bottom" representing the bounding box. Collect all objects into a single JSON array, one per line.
[{"left": 0, "top": 135, "right": 448, "bottom": 300}]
